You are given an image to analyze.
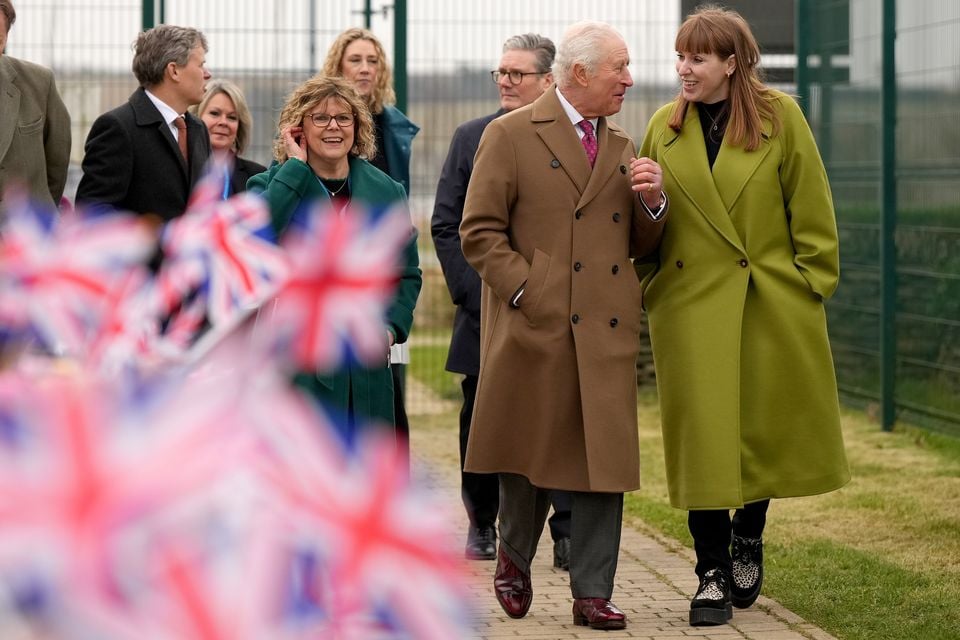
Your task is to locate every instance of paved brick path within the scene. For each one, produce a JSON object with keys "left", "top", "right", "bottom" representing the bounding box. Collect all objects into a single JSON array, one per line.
[{"left": 408, "top": 397, "right": 839, "bottom": 640}]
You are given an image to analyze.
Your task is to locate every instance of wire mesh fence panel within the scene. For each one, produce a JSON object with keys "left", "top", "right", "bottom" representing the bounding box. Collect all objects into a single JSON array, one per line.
[
  {"left": 806, "top": 0, "right": 960, "bottom": 435},
  {"left": 6, "top": 0, "right": 958, "bottom": 433}
]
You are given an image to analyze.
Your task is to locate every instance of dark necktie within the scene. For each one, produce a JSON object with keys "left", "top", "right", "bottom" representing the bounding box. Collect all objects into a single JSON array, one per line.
[
  {"left": 579, "top": 120, "right": 597, "bottom": 167},
  {"left": 173, "top": 115, "right": 188, "bottom": 162}
]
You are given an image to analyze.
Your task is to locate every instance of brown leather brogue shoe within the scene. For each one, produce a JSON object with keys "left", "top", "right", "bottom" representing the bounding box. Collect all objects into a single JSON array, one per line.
[
  {"left": 572, "top": 598, "right": 627, "bottom": 630},
  {"left": 493, "top": 547, "right": 532, "bottom": 618}
]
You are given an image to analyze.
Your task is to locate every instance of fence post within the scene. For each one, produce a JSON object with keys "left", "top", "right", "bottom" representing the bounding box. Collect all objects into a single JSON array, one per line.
[
  {"left": 142, "top": 0, "right": 155, "bottom": 30},
  {"left": 795, "top": 0, "right": 810, "bottom": 115},
  {"left": 880, "top": 0, "right": 897, "bottom": 431},
  {"left": 393, "top": 0, "right": 407, "bottom": 113}
]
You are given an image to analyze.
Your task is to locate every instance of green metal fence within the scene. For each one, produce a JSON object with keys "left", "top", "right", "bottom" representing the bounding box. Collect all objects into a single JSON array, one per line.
[
  {"left": 798, "top": 0, "right": 960, "bottom": 435},
  {"left": 7, "top": 0, "right": 959, "bottom": 435}
]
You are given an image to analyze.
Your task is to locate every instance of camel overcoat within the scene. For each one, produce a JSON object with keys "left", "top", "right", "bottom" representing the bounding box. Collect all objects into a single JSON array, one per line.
[
  {"left": 460, "top": 87, "right": 666, "bottom": 493},
  {"left": 639, "top": 91, "right": 850, "bottom": 509}
]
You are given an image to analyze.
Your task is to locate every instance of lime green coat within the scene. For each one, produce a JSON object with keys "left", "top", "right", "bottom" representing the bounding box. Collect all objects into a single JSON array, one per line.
[
  {"left": 639, "top": 91, "right": 849, "bottom": 509},
  {"left": 248, "top": 156, "right": 422, "bottom": 426}
]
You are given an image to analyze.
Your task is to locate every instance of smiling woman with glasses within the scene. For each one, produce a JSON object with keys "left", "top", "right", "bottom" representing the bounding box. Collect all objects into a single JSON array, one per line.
[{"left": 248, "top": 75, "right": 422, "bottom": 442}]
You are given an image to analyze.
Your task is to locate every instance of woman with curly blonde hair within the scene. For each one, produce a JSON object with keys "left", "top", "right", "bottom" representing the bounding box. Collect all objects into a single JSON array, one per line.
[{"left": 249, "top": 75, "right": 421, "bottom": 436}]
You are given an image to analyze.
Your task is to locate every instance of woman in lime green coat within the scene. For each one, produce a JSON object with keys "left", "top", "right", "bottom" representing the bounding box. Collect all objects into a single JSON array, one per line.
[
  {"left": 638, "top": 7, "right": 849, "bottom": 628},
  {"left": 248, "top": 76, "right": 421, "bottom": 438}
]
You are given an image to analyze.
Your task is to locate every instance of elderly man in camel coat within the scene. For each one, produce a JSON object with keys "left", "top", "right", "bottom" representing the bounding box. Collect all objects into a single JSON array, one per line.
[{"left": 460, "top": 20, "right": 667, "bottom": 632}]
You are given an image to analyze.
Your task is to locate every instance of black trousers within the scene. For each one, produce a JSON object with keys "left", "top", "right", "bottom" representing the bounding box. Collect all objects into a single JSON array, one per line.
[
  {"left": 548, "top": 489, "right": 572, "bottom": 542},
  {"left": 459, "top": 375, "right": 499, "bottom": 529},
  {"left": 688, "top": 500, "right": 770, "bottom": 577}
]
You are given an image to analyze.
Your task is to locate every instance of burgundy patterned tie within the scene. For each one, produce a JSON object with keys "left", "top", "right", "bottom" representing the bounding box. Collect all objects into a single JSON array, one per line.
[{"left": 579, "top": 119, "right": 597, "bottom": 167}]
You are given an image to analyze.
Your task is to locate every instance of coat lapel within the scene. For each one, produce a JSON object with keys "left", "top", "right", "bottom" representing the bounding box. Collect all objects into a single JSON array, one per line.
[
  {"left": 533, "top": 88, "right": 590, "bottom": 195},
  {"left": 185, "top": 113, "right": 207, "bottom": 186},
  {"left": 661, "top": 104, "right": 743, "bottom": 252},
  {"left": 0, "top": 59, "right": 21, "bottom": 164},
  {"left": 579, "top": 118, "right": 627, "bottom": 208},
  {"left": 712, "top": 116, "right": 773, "bottom": 212},
  {"left": 130, "top": 88, "right": 189, "bottom": 179}
]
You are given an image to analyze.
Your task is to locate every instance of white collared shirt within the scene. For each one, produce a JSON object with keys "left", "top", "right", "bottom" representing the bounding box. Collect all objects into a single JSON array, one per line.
[
  {"left": 556, "top": 87, "right": 598, "bottom": 142},
  {"left": 144, "top": 89, "right": 184, "bottom": 141}
]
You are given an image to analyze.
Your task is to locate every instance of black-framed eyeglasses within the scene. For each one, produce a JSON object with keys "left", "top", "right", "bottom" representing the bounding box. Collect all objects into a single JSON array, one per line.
[
  {"left": 490, "top": 70, "right": 546, "bottom": 85},
  {"left": 306, "top": 112, "right": 355, "bottom": 127}
]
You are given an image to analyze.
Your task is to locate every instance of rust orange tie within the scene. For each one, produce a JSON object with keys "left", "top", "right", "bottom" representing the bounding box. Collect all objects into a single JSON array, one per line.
[{"left": 173, "top": 115, "right": 188, "bottom": 162}]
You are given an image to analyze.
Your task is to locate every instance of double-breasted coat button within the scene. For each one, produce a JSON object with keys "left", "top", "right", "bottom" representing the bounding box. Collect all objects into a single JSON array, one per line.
[
  {"left": 612, "top": 264, "right": 620, "bottom": 274},
  {"left": 676, "top": 260, "right": 684, "bottom": 269},
  {"left": 619, "top": 165, "right": 627, "bottom": 174},
  {"left": 572, "top": 314, "right": 580, "bottom": 324},
  {"left": 574, "top": 262, "right": 582, "bottom": 272},
  {"left": 575, "top": 210, "right": 583, "bottom": 220},
  {"left": 612, "top": 212, "right": 621, "bottom": 222},
  {"left": 551, "top": 159, "right": 561, "bottom": 168},
  {"left": 739, "top": 258, "right": 749, "bottom": 268},
  {"left": 609, "top": 318, "right": 619, "bottom": 327}
]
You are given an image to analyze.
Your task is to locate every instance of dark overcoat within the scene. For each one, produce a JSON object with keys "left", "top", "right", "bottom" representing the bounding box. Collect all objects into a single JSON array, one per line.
[
  {"left": 230, "top": 156, "right": 266, "bottom": 195},
  {"left": 460, "top": 87, "right": 665, "bottom": 493},
  {"left": 77, "top": 87, "right": 211, "bottom": 220},
  {"left": 431, "top": 110, "right": 503, "bottom": 376}
]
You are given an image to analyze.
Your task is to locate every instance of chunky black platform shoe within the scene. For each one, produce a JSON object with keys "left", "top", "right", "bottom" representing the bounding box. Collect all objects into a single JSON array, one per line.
[
  {"left": 731, "top": 535, "right": 763, "bottom": 608},
  {"left": 689, "top": 568, "right": 733, "bottom": 626}
]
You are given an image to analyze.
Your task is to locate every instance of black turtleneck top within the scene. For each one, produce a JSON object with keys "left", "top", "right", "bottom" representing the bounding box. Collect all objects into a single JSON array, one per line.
[{"left": 697, "top": 100, "right": 728, "bottom": 170}]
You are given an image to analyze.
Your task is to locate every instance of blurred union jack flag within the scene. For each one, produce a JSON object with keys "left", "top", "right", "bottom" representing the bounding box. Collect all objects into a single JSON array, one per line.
[
  {"left": 0, "top": 187, "right": 155, "bottom": 358},
  {"left": 267, "top": 200, "right": 412, "bottom": 372},
  {"left": 156, "top": 158, "right": 289, "bottom": 330},
  {"left": 0, "top": 176, "right": 470, "bottom": 639}
]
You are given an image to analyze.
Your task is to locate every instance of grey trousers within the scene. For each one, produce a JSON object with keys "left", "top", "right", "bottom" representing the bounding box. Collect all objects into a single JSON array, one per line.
[{"left": 498, "top": 473, "right": 623, "bottom": 599}]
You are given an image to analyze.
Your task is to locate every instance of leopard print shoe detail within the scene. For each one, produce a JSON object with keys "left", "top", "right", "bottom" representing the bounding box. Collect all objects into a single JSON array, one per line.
[{"left": 731, "top": 535, "right": 763, "bottom": 609}]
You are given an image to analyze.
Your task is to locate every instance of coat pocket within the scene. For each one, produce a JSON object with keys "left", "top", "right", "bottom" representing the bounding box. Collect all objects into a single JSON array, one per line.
[
  {"left": 520, "top": 248, "right": 551, "bottom": 327},
  {"left": 18, "top": 117, "right": 44, "bottom": 136}
]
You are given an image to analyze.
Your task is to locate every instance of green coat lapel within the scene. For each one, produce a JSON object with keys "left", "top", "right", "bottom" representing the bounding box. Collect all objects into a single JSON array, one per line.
[
  {"left": 712, "top": 108, "right": 774, "bottom": 212},
  {"left": 660, "top": 104, "right": 742, "bottom": 251}
]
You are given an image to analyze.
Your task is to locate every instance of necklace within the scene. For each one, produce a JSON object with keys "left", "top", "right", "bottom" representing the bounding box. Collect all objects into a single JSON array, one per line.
[
  {"left": 318, "top": 175, "right": 348, "bottom": 197},
  {"left": 705, "top": 109, "right": 723, "bottom": 132},
  {"left": 701, "top": 103, "right": 727, "bottom": 143}
]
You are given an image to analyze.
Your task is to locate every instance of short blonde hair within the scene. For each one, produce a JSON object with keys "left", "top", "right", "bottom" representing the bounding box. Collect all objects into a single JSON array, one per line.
[
  {"left": 321, "top": 27, "right": 395, "bottom": 115},
  {"left": 191, "top": 79, "right": 254, "bottom": 154},
  {"left": 273, "top": 76, "right": 376, "bottom": 163}
]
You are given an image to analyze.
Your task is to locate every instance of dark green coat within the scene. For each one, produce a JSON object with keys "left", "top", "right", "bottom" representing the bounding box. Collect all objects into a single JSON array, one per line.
[
  {"left": 640, "top": 91, "right": 849, "bottom": 509},
  {"left": 248, "top": 156, "right": 422, "bottom": 427}
]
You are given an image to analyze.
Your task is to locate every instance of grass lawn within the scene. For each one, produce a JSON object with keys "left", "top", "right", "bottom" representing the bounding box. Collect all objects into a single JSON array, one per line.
[{"left": 626, "top": 387, "right": 960, "bottom": 640}]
